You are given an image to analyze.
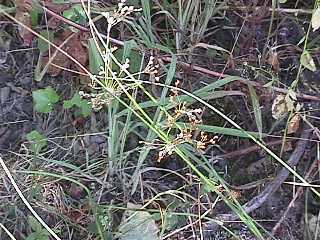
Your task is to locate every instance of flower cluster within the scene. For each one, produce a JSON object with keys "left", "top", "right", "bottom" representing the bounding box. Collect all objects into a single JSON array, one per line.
[
  {"left": 158, "top": 129, "right": 192, "bottom": 161},
  {"left": 81, "top": 55, "right": 132, "bottom": 110},
  {"left": 144, "top": 56, "right": 159, "bottom": 75},
  {"left": 166, "top": 81, "right": 203, "bottom": 127},
  {"left": 157, "top": 129, "right": 218, "bottom": 162},
  {"left": 195, "top": 132, "right": 218, "bottom": 151},
  {"left": 100, "top": 0, "right": 141, "bottom": 27},
  {"left": 79, "top": 91, "right": 111, "bottom": 111},
  {"left": 156, "top": 81, "right": 218, "bottom": 161}
]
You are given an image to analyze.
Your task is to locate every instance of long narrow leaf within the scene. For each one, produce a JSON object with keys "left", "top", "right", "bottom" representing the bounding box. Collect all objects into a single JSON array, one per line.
[{"left": 247, "top": 84, "right": 263, "bottom": 140}]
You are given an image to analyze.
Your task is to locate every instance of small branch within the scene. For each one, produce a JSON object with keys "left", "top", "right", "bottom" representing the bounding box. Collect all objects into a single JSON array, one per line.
[
  {"left": 43, "top": 6, "right": 89, "bottom": 32},
  {"left": 161, "top": 57, "right": 320, "bottom": 102},
  {"left": 42, "top": 6, "right": 125, "bottom": 46},
  {"left": 220, "top": 6, "right": 313, "bottom": 15},
  {"left": 220, "top": 138, "right": 294, "bottom": 159},
  {"left": 204, "top": 127, "right": 311, "bottom": 229}
]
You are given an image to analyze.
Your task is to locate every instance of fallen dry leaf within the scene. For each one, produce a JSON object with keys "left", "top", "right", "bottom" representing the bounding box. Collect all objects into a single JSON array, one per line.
[
  {"left": 312, "top": 8, "right": 320, "bottom": 32},
  {"left": 15, "top": 0, "right": 34, "bottom": 45},
  {"left": 267, "top": 49, "right": 280, "bottom": 72},
  {"left": 287, "top": 113, "right": 301, "bottom": 134},
  {"left": 15, "top": 0, "right": 32, "bottom": 11},
  {"left": 42, "top": 31, "right": 88, "bottom": 76},
  {"left": 282, "top": 140, "right": 293, "bottom": 152},
  {"left": 15, "top": 11, "right": 34, "bottom": 45},
  {"left": 47, "top": 17, "right": 62, "bottom": 29},
  {"left": 43, "top": 0, "right": 71, "bottom": 13},
  {"left": 272, "top": 94, "right": 287, "bottom": 119}
]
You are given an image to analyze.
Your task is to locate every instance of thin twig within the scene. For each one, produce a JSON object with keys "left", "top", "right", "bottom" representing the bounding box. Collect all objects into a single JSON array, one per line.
[
  {"left": 220, "top": 6, "right": 313, "bottom": 15},
  {"left": 42, "top": 7, "right": 88, "bottom": 32},
  {"left": 42, "top": 6, "right": 125, "bottom": 46},
  {"left": 220, "top": 138, "right": 295, "bottom": 159},
  {"left": 0, "top": 223, "right": 16, "bottom": 240}
]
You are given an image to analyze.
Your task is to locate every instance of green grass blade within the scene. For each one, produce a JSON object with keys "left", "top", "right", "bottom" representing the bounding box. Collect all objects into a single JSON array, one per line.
[{"left": 247, "top": 83, "right": 263, "bottom": 140}]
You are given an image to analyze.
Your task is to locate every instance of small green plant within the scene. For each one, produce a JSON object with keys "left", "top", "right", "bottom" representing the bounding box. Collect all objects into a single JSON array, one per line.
[
  {"left": 63, "top": 92, "right": 92, "bottom": 117},
  {"left": 32, "top": 87, "right": 60, "bottom": 113},
  {"left": 37, "top": 30, "right": 54, "bottom": 54},
  {"left": 63, "top": 4, "right": 87, "bottom": 32},
  {"left": 32, "top": 87, "right": 92, "bottom": 117},
  {"left": 26, "top": 130, "right": 47, "bottom": 155},
  {"left": 117, "top": 203, "right": 159, "bottom": 240},
  {"left": 26, "top": 216, "right": 50, "bottom": 240}
]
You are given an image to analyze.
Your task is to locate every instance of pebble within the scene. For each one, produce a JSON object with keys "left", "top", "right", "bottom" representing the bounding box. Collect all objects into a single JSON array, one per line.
[
  {"left": 0, "top": 87, "right": 10, "bottom": 104},
  {"left": 0, "top": 51, "right": 7, "bottom": 64}
]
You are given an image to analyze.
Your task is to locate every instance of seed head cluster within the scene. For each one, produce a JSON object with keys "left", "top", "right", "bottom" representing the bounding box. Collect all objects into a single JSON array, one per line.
[
  {"left": 101, "top": 0, "right": 141, "bottom": 27},
  {"left": 157, "top": 80, "right": 218, "bottom": 162}
]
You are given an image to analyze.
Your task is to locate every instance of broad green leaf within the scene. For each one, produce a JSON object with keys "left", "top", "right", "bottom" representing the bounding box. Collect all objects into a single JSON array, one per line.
[
  {"left": 26, "top": 232, "right": 37, "bottom": 240},
  {"left": 39, "top": 229, "right": 50, "bottom": 238},
  {"left": 30, "top": 8, "right": 40, "bottom": 26},
  {"left": 32, "top": 87, "right": 59, "bottom": 113},
  {"left": 115, "top": 49, "right": 142, "bottom": 73},
  {"left": 247, "top": 84, "right": 263, "bottom": 139},
  {"left": 62, "top": 4, "right": 87, "bottom": 32},
  {"left": 118, "top": 203, "right": 159, "bottom": 240},
  {"left": 63, "top": 4, "right": 87, "bottom": 25},
  {"left": 114, "top": 41, "right": 142, "bottom": 73},
  {"left": 26, "top": 230, "right": 49, "bottom": 240},
  {"left": 312, "top": 8, "right": 320, "bottom": 31},
  {"left": 37, "top": 31, "right": 54, "bottom": 53},
  {"left": 300, "top": 51, "right": 316, "bottom": 72},
  {"left": 88, "top": 38, "right": 103, "bottom": 75},
  {"left": 28, "top": 216, "right": 42, "bottom": 232},
  {"left": 162, "top": 212, "right": 180, "bottom": 231},
  {"left": 26, "top": 130, "right": 47, "bottom": 154},
  {"left": 63, "top": 92, "right": 92, "bottom": 117},
  {"left": 122, "top": 40, "right": 141, "bottom": 72},
  {"left": 122, "top": 40, "right": 138, "bottom": 60}
]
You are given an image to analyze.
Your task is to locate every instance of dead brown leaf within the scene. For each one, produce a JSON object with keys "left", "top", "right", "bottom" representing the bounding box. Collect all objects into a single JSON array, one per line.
[
  {"left": 282, "top": 140, "right": 293, "bottom": 152},
  {"left": 42, "top": 31, "right": 88, "bottom": 76},
  {"left": 43, "top": 0, "right": 71, "bottom": 13},
  {"left": 267, "top": 49, "right": 280, "bottom": 72},
  {"left": 15, "top": 0, "right": 32, "bottom": 11},
  {"left": 287, "top": 113, "right": 301, "bottom": 134},
  {"left": 47, "top": 17, "right": 62, "bottom": 29},
  {"left": 15, "top": 10, "right": 34, "bottom": 45},
  {"left": 15, "top": 0, "right": 34, "bottom": 45}
]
